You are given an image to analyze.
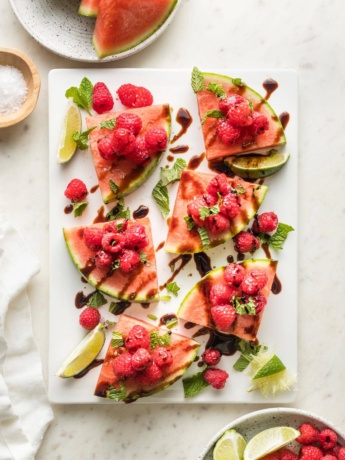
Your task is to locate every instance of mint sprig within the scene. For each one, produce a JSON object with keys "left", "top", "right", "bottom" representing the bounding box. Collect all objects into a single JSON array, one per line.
[
  {"left": 65, "top": 77, "right": 93, "bottom": 115},
  {"left": 258, "top": 222, "right": 294, "bottom": 250},
  {"left": 197, "top": 227, "right": 210, "bottom": 248},
  {"left": 233, "top": 339, "right": 265, "bottom": 372},
  {"left": 106, "top": 198, "right": 130, "bottom": 221},
  {"left": 232, "top": 296, "right": 256, "bottom": 315},
  {"left": 111, "top": 331, "right": 124, "bottom": 348},
  {"left": 100, "top": 118, "right": 116, "bottom": 130},
  {"left": 201, "top": 109, "right": 225, "bottom": 125},
  {"left": 182, "top": 366, "right": 209, "bottom": 398},
  {"left": 152, "top": 180, "right": 170, "bottom": 218},
  {"left": 87, "top": 291, "right": 107, "bottom": 307},
  {"left": 72, "top": 127, "right": 96, "bottom": 150},
  {"left": 166, "top": 282, "right": 180, "bottom": 296},
  {"left": 107, "top": 382, "right": 127, "bottom": 401},
  {"left": 160, "top": 158, "right": 186, "bottom": 185},
  {"left": 191, "top": 67, "right": 205, "bottom": 93},
  {"left": 199, "top": 205, "right": 219, "bottom": 221},
  {"left": 206, "top": 82, "right": 226, "bottom": 99},
  {"left": 150, "top": 331, "right": 171, "bottom": 349},
  {"left": 73, "top": 201, "right": 88, "bottom": 217}
]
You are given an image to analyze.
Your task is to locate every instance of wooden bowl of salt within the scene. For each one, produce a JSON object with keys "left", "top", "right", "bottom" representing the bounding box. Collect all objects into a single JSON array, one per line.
[{"left": 0, "top": 48, "right": 40, "bottom": 128}]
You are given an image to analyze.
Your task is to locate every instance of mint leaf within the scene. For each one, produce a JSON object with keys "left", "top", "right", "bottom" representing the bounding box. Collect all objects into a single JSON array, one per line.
[
  {"left": 198, "top": 205, "right": 219, "bottom": 220},
  {"left": 191, "top": 67, "right": 205, "bottom": 93},
  {"left": 111, "top": 259, "right": 120, "bottom": 272},
  {"left": 165, "top": 318, "right": 178, "bottom": 329},
  {"left": 233, "top": 354, "right": 252, "bottom": 372},
  {"left": 232, "top": 296, "right": 256, "bottom": 315},
  {"left": 106, "top": 198, "right": 130, "bottom": 221},
  {"left": 79, "top": 77, "right": 93, "bottom": 114},
  {"left": 233, "top": 183, "right": 246, "bottom": 195},
  {"left": 152, "top": 180, "right": 170, "bottom": 218},
  {"left": 65, "top": 88, "right": 82, "bottom": 107},
  {"left": 150, "top": 331, "right": 171, "bottom": 349},
  {"left": 100, "top": 118, "right": 116, "bottom": 130},
  {"left": 206, "top": 82, "right": 226, "bottom": 99},
  {"left": 109, "top": 179, "right": 119, "bottom": 195},
  {"left": 72, "top": 127, "right": 95, "bottom": 150},
  {"left": 198, "top": 227, "right": 210, "bottom": 248},
  {"left": 87, "top": 290, "right": 107, "bottom": 307},
  {"left": 147, "top": 314, "right": 158, "bottom": 321},
  {"left": 182, "top": 367, "right": 209, "bottom": 398},
  {"left": 111, "top": 331, "right": 124, "bottom": 348},
  {"left": 160, "top": 158, "right": 186, "bottom": 185},
  {"left": 107, "top": 382, "right": 127, "bottom": 401},
  {"left": 232, "top": 78, "right": 243, "bottom": 87},
  {"left": 166, "top": 282, "right": 180, "bottom": 296},
  {"left": 73, "top": 201, "right": 88, "bottom": 217},
  {"left": 267, "top": 223, "right": 294, "bottom": 250},
  {"left": 140, "top": 251, "right": 150, "bottom": 266},
  {"left": 201, "top": 109, "right": 225, "bottom": 125},
  {"left": 184, "top": 215, "right": 196, "bottom": 231},
  {"left": 233, "top": 339, "right": 265, "bottom": 371}
]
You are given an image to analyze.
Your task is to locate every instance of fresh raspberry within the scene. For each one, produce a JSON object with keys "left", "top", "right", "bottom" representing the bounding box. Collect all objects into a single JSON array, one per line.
[
  {"left": 98, "top": 135, "right": 117, "bottom": 161},
  {"left": 119, "top": 249, "right": 141, "bottom": 273},
  {"left": 219, "top": 94, "right": 246, "bottom": 115},
  {"left": 242, "top": 269, "right": 268, "bottom": 295},
  {"left": 201, "top": 348, "right": 221, "bottom": 366},
  {"left": 204, "top": 212, "right": 231, "bottom": 234},
  {"left": 321, "top": 456, "right": 338, "bottom": 460},
  {"left": 187, "top": 195, "right": 214, "bottom": 228},
  {"left": 217, "top": 119, "right": 241, "bottom": 144},
  {"left": 206, "top": 173, "right": 231, "bottom": 197},
  {"left": 252, "top": 212, "right": 279, "bottom": 234},
  {"left": 300, "top": 446, "right": 324, "bottom": 460},
  {"left": 248, "top": 111, "right": 269, "bottom": 136},
  {"left": 117, "top": 83, "right": 153, "bottom": 108},
  {"left": 234, "top": 231, "right": 260, "bottom": 254},
  {"left": 223, "top": 263, "right": 245, "bottom": 286},
  {"left": 112, "top": 352, "right": 136, "bottom": 380},
  {"left": 219, "top": 192, "right": 240, "bottom": 219},
  {"left": 64, "top": 178, "right": 88, "bottom": 202},
  {"left": 337, "top": 447, "right": 345, "bottom": 460},
  {"left": 203, "top": 367, "right": 229, "bottom": 389},
  {"left": 125, "top": 325, "right": 150, "bottom": 352},
  {"left": 244, "top": 292, "right": 267, "bottom": 314},
  {"left": 95, "top": 250, "right": 113, "bottom": 270},
  {"left": 131, "top": 347, "right": 153, "bottom": 371},
  {"left": 318, "top": 430, "right": 338, "bottom": 451},
  {"left": 261, "top": 452, "right": 281, "bottom": 460},
  {"left": 124, "top": 224, "right": 149, "bottom": 250},
  {"left": 209, "top": 282, "right": 238, "bottom": 306},
  {"left": 112, "top": 128, "right": 136, "bottom": 156},
  {"left": 92, "top": 82, "right": 114, "bottom": 114},
  {"left": 104, "top": 219, "right": 128, "bottom": 233},
  {"left": 227, "top": 100, "right": 253, "bottom": 127},
  {"left": 296, "top": 424, "right": 320, "bottom": 445},
  {"left": 145, "top": 127, "right": 168, "bottom": 151},
  {"left": 116, "top": 113, "right": 142, "bottom": 135},
  {"left": 151, "top": 346, "right": 173, "bottom": 368},
  {"left": 127, "top": 136, "right": 152, "bottom": 165},
  {"left": 83, "top": 227, "right": 104, "bottom": 251},
  {"left": 280, "top": 449, "right": 298, "bottom": 460},
  {"left": 79, "top": 307, "right": 101, "bottom": 330},
  {"left": 101, "top": 232, "right": 126, "bottom": 254},
  {"left": 210, "top": 304, "right": 237, "bottom": 331},
  {"left": 329, "top": 445, "right": 341, "bottom": 458},
  {"left": 136, "top": 362, "right": 162, "bottom": 386}
]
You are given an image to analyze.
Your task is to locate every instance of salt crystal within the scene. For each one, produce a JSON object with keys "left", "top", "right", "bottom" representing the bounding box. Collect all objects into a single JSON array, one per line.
[{"left": 0, "top": 65, "right": 28, "bottom": 115}]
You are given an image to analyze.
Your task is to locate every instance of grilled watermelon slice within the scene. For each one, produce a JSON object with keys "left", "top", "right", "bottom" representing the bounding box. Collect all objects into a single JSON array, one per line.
[
  {"left": 63, "top": 217, "right": 159, "bottom": 302},
  {"left": 195, "top": 71, "right": 286, "bottom": 161},
  {"left": 94, "top": 314, "right": 199, "bottom": 402},
  {"left": 86, "top": 104, "right": 171, "bottom": 204},
  {"left": 78, "top": 0, "right": 99, "bottom": 17},
  {"left": 177, "top": 259, "right": 278, "bottom": 341},
  {"left": 165, "top": 169, "right": 268, "bottom": 254}
]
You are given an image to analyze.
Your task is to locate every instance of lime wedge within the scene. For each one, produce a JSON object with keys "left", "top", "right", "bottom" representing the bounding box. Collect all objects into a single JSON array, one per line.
[
  {"left": 213, "top": 429, "right": 247, "bottom": 460},
  {"left": 57, "top": 98, "right": 82, "bottom": 164},
  {"left": 56, "top": 323, "right": 105, "bottom": 378},
  {"left": 252, "top": 354, "right": 286, "bottom": 380},
  {"left": 243, "top": 426, "right": 300, "bottom": 460},
  {"left": 225, "top": 152, "right": 290, "bottom": 179}
]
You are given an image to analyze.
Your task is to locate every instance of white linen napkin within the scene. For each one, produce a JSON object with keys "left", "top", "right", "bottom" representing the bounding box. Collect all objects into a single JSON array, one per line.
[{"left": 0, "top": 210, "right": 53, "bottom": 460}]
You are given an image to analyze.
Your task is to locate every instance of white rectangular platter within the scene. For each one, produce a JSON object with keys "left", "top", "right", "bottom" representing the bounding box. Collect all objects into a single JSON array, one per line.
[{"left": 48, "top": 68, "right": 298, "bottom": 404}]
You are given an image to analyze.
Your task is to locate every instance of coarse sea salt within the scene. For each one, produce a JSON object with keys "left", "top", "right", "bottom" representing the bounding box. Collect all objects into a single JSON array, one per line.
[{"left": 0, "top": 65, "right": 28, "bottom": 116}]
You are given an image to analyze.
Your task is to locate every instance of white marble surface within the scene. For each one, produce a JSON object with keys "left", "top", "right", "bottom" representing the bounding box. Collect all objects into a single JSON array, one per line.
[{"left": 0, "top": 0, "right": 344, "bottom": 458}]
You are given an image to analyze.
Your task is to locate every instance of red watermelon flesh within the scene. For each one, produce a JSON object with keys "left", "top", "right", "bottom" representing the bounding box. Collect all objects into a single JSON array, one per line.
[
  {"left": 86, "top": 104, "right": 171, "bottom": 204},
  {"left": 164, "top": 169, "right": 268, "bottom": 254},
  {"left": 63, "top": 217, "right": 159, "bottom": 302},
  {"left": 177, "top": 259, "right": 278, "bottom": 341},
  {"left": 94, "top": 314, "right": 199, "bottom": 402},
  {"left": 78, "top": 0, "right": 99, "bottom": 17},
  {"left": 93, "top": 0, "right": 178, "bottom": 59},
  {"left": 196, "top": 72, "right": 286, "bottom": 161}
]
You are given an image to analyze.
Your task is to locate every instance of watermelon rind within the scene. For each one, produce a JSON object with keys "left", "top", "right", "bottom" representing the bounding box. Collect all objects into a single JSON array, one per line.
[
  {"left": 177, "top": 259, "right": 278, "bottom": 341},
  {"left": 165, "top": 169, "right": 268, "bottom": 254},
  {"left": 78, "top": 0, "right": 99, "bottom": 17},
  {"left": 94, "top": 314, "right": 200, "bottom": 402},
  {"left": 196, "top": 71, "right": 286, "bottom": 161},
  {"left": 63, "top": 218, "right": 159, "bottom": 303}
]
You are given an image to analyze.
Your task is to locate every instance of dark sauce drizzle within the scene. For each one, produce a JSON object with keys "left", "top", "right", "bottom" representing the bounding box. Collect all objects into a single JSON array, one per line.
[
  {"left": 133, "top": 205, "right": 149, "bottom": 219},
  {"left": 279, "top": 112, "right": 290, "bottom": 130},
  {"left": 155, "top": 241, "right": 165, "bottom": 252},
  {"left": 73, "top": 359, "right": 104, "bottom": 379},
  {"left": 193, "top": 252, "right": 212, "bottom": 277},
  {"left": 263, "top": 78, "right": 279, "bottom": 100},
  {"left": 171, "top": 108, "right": 193, "bottom": 143},
  {"left": 159, "top": 254, "right": 192, "bottom": 290},
  {"left": 192, "top": 327, "right": 238, "bottom": 356},
  {"left": 93, "top": 206, "right": 107, "bottom": 224},
  {"left": 169, "top": 145, "right": 189, "bottom": 154},
  {"left": 90, "top": 184, "right": 99, "bottom": 194},
  {"left": 75, "top": 290, "right": 97, "bottom": 309},
  {"left": 64, "top": 204, "right": 73, "bottom": 214},
  {"left": 159, "top": 313, "right": 177, "bottom": 326},
  {"left": 188, "top": 152, "right": 205, "bottom": 170}
]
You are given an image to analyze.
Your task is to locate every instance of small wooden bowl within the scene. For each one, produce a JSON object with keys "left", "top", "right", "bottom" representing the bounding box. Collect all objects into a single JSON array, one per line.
[{"left": 0, "top": 48, "right": 40, "bottom": 128}]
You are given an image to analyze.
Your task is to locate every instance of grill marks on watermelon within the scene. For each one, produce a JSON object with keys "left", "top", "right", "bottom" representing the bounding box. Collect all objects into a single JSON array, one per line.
[
  {"left": 63, "top": 217, "right": 159, "bottom": 302},
  {"left": 196, "top": 72, "right": 286, "bottom": 161},
  {"left": 86, "top": 104, "right": 171, "bottom": 204},
  {"left": 94, "top": 314, "right": 199, "bottom": 402},
  {"left": 165, "top": 170, "right": 268, "bottom": 254},
  {"left": 177, "top": 259, "right": 278, "bottom": 341}
]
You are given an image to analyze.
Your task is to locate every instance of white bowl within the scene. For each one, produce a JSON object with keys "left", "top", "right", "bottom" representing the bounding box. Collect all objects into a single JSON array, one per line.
[{"left": 198, "top": 407, "right": 345, "bottom": 460}]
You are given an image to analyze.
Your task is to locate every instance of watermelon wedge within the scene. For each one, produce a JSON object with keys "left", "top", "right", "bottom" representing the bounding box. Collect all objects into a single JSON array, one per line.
[
  {"left": 63, "top": 217, "right": 159, "bottom": 302},
  {"left": 177, "top": 259, "right": 278, "bottom": 341},
  {"left": 93, "top": 0, "right": 178, "bottom": 59},
  {"left": 195, "top": 71, "right": 286, "bottom": 161},
  {"left": 86, "top": 104, "right": 171, "bottom": 204},
  {"left": 78, "top": 0, "right": 99, "bottom": 17},
  {"left": 165, "top": 170, "right": 268, "bottom": 254},
  {"left": 94, "top": 314, "right": 199, "bottom": 402}
]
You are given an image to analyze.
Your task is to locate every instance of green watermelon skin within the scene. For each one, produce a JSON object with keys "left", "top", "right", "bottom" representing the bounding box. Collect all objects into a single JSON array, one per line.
[
  {"left": 93, "top": 0, "right": 178, "bottom": 59},
  {"left": 165, "top": 169, "right": 268, "bottom": 254},
  {"left": 63, "top": 217, "right": 159, "bottom": 303},
  {"left": 94, "top": 314, "right": 200, "bottom": 402},
  {"left": 196, "top": 72, "right": 286, "bottom": 161},
  {"left": 86, "top": 104, "right": 171, "bottom": 204},
  {"left": 177, "top": 259, "right": 278, "bottom": 341},
  {"left": 78, "top": 0, "right": 99, "bottom": 17}
]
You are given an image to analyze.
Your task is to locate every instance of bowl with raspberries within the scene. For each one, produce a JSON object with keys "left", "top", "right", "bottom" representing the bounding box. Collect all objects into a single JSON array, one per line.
[{"left": 198, "top": 407, "right": 345, "bottom": 460}]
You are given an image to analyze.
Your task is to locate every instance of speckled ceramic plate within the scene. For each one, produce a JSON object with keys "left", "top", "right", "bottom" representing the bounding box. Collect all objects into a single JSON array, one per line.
[
  {"left": 199, "top": 408, "right": 345, "bottom": 460},
  {"left": 9, "top": 0, "right": 181, "bottom": 62}
]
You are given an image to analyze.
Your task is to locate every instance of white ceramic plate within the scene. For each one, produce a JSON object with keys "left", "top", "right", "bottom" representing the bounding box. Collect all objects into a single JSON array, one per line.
[
  {"left": 198, "top": 407, "right": 345, "bottom": 460},
  {"left": 9, "top": 0, "right": 181, "bottom": 62},
  {"left": 48, "top": 68, "right": 298, "bottom": 404}
]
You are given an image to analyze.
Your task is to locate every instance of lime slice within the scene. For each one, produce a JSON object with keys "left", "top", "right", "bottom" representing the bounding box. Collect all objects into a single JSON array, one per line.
[
  {"left": 213, "top": 429, "right": 247, "bottom": 460},
  {"left": 243, "top": 426, "right": 300, "bottom": 460},
  {"left": 56, "top": 323, "right": 105, "bottom": 378},
  {"left": 57, "top": 98, "right": 82, "bottom": 164},
  {"left": 225, "top": 152, "right": 290, "bottom": 179}
]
